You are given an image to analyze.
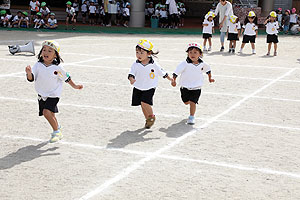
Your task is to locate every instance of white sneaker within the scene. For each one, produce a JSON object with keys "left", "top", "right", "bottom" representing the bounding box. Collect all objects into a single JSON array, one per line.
[
  {"left": 203, "top": 46, "right": 207, "bottom": 51},
  {"left": 252, "top": 49, "right": 256, "bottom": 54},
  {"left": 187, "top": 116, "right": 195, "bottom": 125},
  {"left": 239, "top": 49, "right": 243, "bottom": 53},
  {"left": 208, "top": 46, "right": 211, "bottom": 51}
]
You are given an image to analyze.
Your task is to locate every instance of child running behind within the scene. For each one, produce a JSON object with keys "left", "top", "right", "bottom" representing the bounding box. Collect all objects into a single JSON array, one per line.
[
  {"left": 128, "top": 39, "right": 173, "bottom": 129},
  {"left": 25, "top": 40, "right": 83, "bottom": 143},
  {"left": 172, "top": 43, "right": 215, "bottom": 125}
]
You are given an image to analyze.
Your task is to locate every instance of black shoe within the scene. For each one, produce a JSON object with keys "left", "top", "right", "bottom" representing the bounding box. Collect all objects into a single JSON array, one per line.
[
  {"left": 228, "top": 49, "right": 232, "bottom": 53},
  {"left": 232, "top": 49, "right": 235, "bottom": 53},
  {"left": 220, "top": 46, "right": 224, "bottom": 52}
]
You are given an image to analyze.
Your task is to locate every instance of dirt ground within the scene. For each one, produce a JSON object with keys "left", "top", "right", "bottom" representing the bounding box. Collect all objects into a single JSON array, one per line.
[{"left": 0, "top": 30, "right": 300, "bottom": 200}]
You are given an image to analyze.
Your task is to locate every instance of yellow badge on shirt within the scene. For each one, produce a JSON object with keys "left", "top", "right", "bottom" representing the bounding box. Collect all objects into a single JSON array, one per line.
[
  {"left": 149, "top": 69, "right": 155, "bottom": 79},
  {"left": 272, "top": 28, "right": 275, "bottom": 31}
]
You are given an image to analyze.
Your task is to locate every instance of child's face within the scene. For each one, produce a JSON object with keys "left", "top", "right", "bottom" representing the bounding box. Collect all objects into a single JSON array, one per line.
[
  {"left": 136, "top": 48, "right": 150, "bottom": 62},
  {"left": 17, "top": 13, "right": 21, "bottom": 17},
  {"left": 208, "top": 16, "right": 213, "bottom": 21},
  {"left": 50, "top": 15, "right": 54, "bottom": 19},
  {"left": 248, "top": 16, "right": 255, "bottom": 22},
  {"left": 67, "top": 4, "right": 71, "bottom": 8},
  {"left": 188, "top": 48, "right": 202, "bottom": 63},
  {"left": 270, "top": 16, "right": 276, "bottom": 21},
  {"left": 41, "top": 46, "right": 57, "bottom": 64},
  {"left": 285, "top": 11, "right": 289, "bottom": 15}
]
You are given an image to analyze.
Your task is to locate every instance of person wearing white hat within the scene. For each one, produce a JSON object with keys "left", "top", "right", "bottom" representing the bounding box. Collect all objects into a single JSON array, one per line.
[
  {"left": 172, "top": 43, "right": 215, "bottom": 125},
  {"left": 227, "top": 15, "right": 241, "bottom": 53},
  {"left": 214, "top": 0, "right": 233, "bottom": 51},
  {"left": 239, "top": 11, "right": 258, "bottom": 54},
  {"left": 264, "top": 11, "right": 280, "bottom": 56},
  {"left": 202, "top": 11, "right": 215, "bottom": 51},
  {"left": 128, "top": 39, "right": 173, "bottom": 129},
  {"left": 25, "top": 40, "right": 83, "bottom": 143},
  {"left": 166, "top": 0, "right": 179, "bottom": 29}
]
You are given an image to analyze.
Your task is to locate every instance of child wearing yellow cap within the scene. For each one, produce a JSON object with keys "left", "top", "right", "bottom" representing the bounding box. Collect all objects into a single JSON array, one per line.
[
  {"left": 227, "top": 15, "right": 241, "bottom": 53},
  {"left": 239, "top": 11, "right": 258, "bottom": 54},
  {"left": 202, "top": 11, "right": 215, "bottom": 52},
  {"left": 128, "top": 39, "right": 173, "bottom": 129},
  {"left": 172, "top": 43, "right": 215, "bottom": 125},
  {"left": 264, "top": 11, "right": 279, "bottom": 56},
  {"left": 25, "top": 41, "right": 83, "bottom": 143}
]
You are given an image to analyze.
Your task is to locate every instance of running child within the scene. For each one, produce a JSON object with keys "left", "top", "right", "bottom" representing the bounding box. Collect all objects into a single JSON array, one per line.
[
  {"left": 202, "top": 11, "right": 215, "bottom": 51},
  {"left": 25, "top": 40, "right": 83, "bottom": 143},
  {"left": 227, "top": 15, "right": 241, "bottom": 53},
  {"left": 264, "top": 11, "right": 279, "bottom": 56},
  {"left": 66, "top": 1, "right": 76, "bottom": 30},
  {"left": 128, "top": 39, "right": 173, "bottom": 129},
  {"left": 239, "top": 11, "right": 258, "bottom": 54},
  {"left": 172, "top": 43, "right": 215, "bottom": 125}
]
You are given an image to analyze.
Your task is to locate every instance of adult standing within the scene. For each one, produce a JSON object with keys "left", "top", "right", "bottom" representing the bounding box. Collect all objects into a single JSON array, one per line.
[
  {"left": 214, "top": 0, "right": 233, "bottom": 51},
  {"left": 166, "top": 0, "right": 179, "bottom": 29}
]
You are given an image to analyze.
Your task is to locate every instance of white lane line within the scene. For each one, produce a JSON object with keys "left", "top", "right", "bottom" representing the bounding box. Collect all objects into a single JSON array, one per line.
[
  {"left": 3, "top": 134, "right": 300, "bottom": 180},
  {"left": 1, "top": 95, "right": 300, "bottom": 131},
  {"left": 0, "top": 71, "right": 24, "bottom": 77},
  {"left": 78, "top": 69, "right": 297, "bottom": 199}
]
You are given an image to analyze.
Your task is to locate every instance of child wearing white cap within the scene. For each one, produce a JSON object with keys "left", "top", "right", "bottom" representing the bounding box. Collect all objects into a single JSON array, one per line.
[
  {"left": 264, "top": 11, "right": 279, "bottom": 56},
  {"left": 172, "top": 43, "right": 215, "bottom": 125},
  {"left": 202, "top": 11, "right": 215, "bottom": 51},
  {"left": 227, "top": 15, "right": 241, "bottom": 53},
  {"left": 128, "top": 39, "right": 173, "bottom": 129},
  {"left": 25, "top": 40, "right": 83, "bottom": 143},
  {"left": 239, "top": 11, "right": 258, "bottom": 54}
]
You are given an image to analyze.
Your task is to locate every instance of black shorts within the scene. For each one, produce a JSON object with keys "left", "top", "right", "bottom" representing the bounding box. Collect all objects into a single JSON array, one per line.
[
  {"left": 242, "top": 35, "right": 256, "bottom": 43},
  {"left": 132, "top": 87, "right": 155, "bottom": 106},
  {"left": 180, "top": 87, "right": 201, "bottom": 104},
  {"left": 89, "top": 13, "right": 96, "bottom": 19},
  {"left": 38, "top": 96, "right": 59, "bottom": 116},
  {"left": 31, "top": 10, "right": 37, "bottom": 16},
  {"left": 160, "top": 17, "right": 168, "bottom": 24},
  {"left": 82, "top": 11, "right": 87, "bottom": 17},
  {"left": 123, "top": 16, "right": 130, "bottom": 21},
  {"left": 203, "top": 33, "right": 212, "bottom": 39},
  {"left": 227, "top": 33, "right": 239, "bottom": 41},
  {"left": 267, "top": 34, "right": 279, "bottom": 43}
]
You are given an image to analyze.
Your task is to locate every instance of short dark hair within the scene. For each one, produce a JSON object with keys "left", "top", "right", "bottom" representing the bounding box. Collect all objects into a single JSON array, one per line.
[
  {"left": 37, "top": 47, "right": 63, "bottom": 65},
  {"left": 186, "top": 47, "right": 203, "bottom": 54}
]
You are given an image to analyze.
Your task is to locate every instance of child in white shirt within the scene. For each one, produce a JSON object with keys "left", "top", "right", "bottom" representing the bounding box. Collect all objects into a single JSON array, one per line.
[
  {"left": 45, "top": 13, "right": 58, "bottom": 29},
  {"left": 66, "top": 1, "right": 76, "bottom": 30},
  {"left": 25, "top": 40, "right": 83, "bottom": 143},
  {"left": 128, "top": 39, "right": 173, "bottom": 129},
  {"left": 227, "top": 15, "right": 241, "bottom": 53},
  {"left": 40, "top": 2, "right": 51, "bottom": 21},
  {"left": 264, "top": 11, "right": 279, "bottom": 56},
  {"left": 239, "top": 11, "right": 258, "bottom": 54},
  {"left": 81, "top": 0, "right": 88, "bottom": 24},
  {"left": 172, "top": 43, "right": 215, "bottom": 125},
  {"left": 202, "top": 11, "right": 215, "bottom": 51},
  {"left": 34, "top": 12, "right": 45, "bottom": 29},
  {"left": 123, "top": 3, "right": 130, "bottom": 27},
  {"left": 89, "top": 1, "right": 97, "bottom": 25}
]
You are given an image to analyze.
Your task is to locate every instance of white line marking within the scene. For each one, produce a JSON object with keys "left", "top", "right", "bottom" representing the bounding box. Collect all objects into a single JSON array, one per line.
[
  {"left": 79, "top": 69, "right": 297, "bottom": 199},
  {"left": 3, "top": 134, "right": 300, "bottom": 180},
  {"left": 0, "top": 71, "right": 24, "bottom": 77}
]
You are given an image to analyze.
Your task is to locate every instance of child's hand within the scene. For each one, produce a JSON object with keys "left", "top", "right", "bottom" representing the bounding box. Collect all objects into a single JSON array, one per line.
[
  {"left": 171, "top": 80, "right": 176, "bottom": 87},
  {"left": 75, "top": 84, "right": 83, "bottom": 90},
  {"left": 25, "top": 65, "right": 32, "bottom": 74},
  {"left": 209, "top": 78, "right": 215, "bottom": 83},
  {"left": 130, "top": 79, "right": 136, "bottom": 85}
]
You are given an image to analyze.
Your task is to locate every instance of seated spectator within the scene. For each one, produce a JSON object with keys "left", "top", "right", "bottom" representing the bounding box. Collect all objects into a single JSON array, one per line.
[
  {"left": 40, "top": 2, "right": 51, "bottom": 22},
  {"left": 19, "top": 11, "right": 29, "bottom": 28},
  {"left": 11, "top": 11, "right": 22, "bottom": 28},
  {"left": 45, "top": 12, "right": 58, "bottom": 29},
  {"left": 34, "top": 12, "right": 45, "bottom": 29}
]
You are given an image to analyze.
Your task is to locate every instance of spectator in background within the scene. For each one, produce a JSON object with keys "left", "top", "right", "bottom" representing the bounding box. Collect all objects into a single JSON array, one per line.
[
  {"left": 11, "top": 11, "right": 22, "bottom": 28},
  {"left": 290, "top": 8, "right": 297, "bottom": 29},
  {"left": 123, "top": 2, "right": 130, "bottom": 27},
  {"left": 66, "top": 1, "right": 76, "bottom": 30},
  {"left": 283, "top": 10, "right": 290, "bottom": 34},
  {"left": 89, "top": 1, "right": 97, "bottom": 25},
  {"left": 29, "top": 0, "right": 40, "bottom": 26},
  {"left": 214, "top": 0, "right": 233, "bottom": 52},
  {"left": 33, "top": 12, "right": 44, "bottom": 29},
  {"left": 45, "top": 12, "right": 58, "bottom": 29},
  {"left": 166, "top": 0, "right": 179, "bottom": 29},
  {"left": 81, "top": 0, "right": 88, "bottom": 24},
  {"left": 40, "top": 2, "right": 50, "bottom": 22},
  {"left": 277, "top": 8, "right": 283, "bottom": 31},
  {"left": 19, "top": 11, "right": 30, "bottom": 28}
]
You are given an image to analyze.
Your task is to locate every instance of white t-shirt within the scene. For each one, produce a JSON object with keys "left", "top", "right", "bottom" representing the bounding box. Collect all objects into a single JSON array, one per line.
[
  {"left": 4, "top": 15, "right": 12, "bottom": 21},
  {"left": 147, "top": 8, "right": 154, "bottom": 16},
  {"left": 73, "top": 2, "right": 79, "bottom": 12},
  {"left": 174, "top": 58, "right": 211, "bottom": 89},
  {"left": 128, "top": 58, "right": 167, "bottom": 91},
  {"left": 124, "top": 8, "right": 130, "bottom": 16},
  {"left": 66, "top": 7, "right": 76, "bottom": 15},
  {"left": 34, "top": 18, "right": 45, "bottom": 24},
  {"left": 265, "top": 21, "right": 279, "bottom": 35},
  {"left": 228, "top": 21, "right": 241, "bottom": 34},
  {"left": 290, "top": 14, "right": 297, "bottom": 23},
  {"left": 159, "top": 10, "right": 168, "bottom": 18},
  {"left": 13, "top": 15, "right": 20, "bottom": 22},
  {"left": 89, "top": 5, "right": 97, "bottom": 14},
  {"left": 166, "top": 0, "right": 178, "bottom": 14},
  {"left": 31, "top": 62, "right": 71, "bottom": 98},
  {"left": 29, "top": 1, "right": 39, "bottom": 11},
  {"left": 242, "top": 23, "right": 258, "bottom": 36},
  {"left": 40, "top": 7, "right": 50, "bottom": 16},
  {"left": 81, "top": 4, "right": 88, "bottom": 12},
  {"left": 203, "top": 19, "right": 214, "bottom": 34},
  {"left": 48, "top": 18, "right": 57, "bottom": 25}
]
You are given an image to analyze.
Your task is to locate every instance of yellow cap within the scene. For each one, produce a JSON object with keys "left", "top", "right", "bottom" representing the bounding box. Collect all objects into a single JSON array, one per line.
[
  {"left": 42, "top": 40, "right": 60, "bottom": 53},
  {"left": 137, "top": 39, "right": 154, "bottom": 51},
  {"left": 230, "top": 15, "right": 238, "bottom": 23},
  {"left": 186, "top": 42, "right": 203, "bottom": 52},
  {"left": 248, "top": 11, "right": 256, "bottom": 17},
  {"left": 270, "top": 11, "right": 277, "bottom": 18},
  {"left": 205, "top": 11, "right": 215, "bottom": 19}
]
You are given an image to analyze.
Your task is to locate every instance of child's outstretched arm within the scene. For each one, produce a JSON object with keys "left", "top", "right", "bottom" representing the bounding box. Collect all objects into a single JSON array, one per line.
[
  {"left": 207, "top": 71, "right": 215, "bottom": 83},
  {"left": 171, "top": 73, "right": 177, "bottom": 87},
  {"left": 68, "top": 79, "right": 83, "bottom": 89},
  {"left": 25, "top": 65, "right": 34, "bottom": 82}
]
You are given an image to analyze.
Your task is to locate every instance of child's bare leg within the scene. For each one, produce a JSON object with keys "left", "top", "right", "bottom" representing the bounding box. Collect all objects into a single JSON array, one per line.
[
  {"left": 141, "top": 102, "right": 153, "bottom": 117},
  {"left": 251, "top": 42, "right": 255, "bottom": 50},
  {"left": 233, "top": 41, "right": 236, "bottom": 49},
  {"left": 268, "top": 43, "right": 272, "bottom": 53},
  {"left": 203, "top": 39, "right": 207, "bottom": 47},
  {"left": 43, "top": 109, "right": 58, "bottom": 131},
  {"left": 240, "top": 43, "right": 246, "bottom": 49},
  {"left": 189, "top": 102, "right": 196, "bottom": 116},
  {"left": 141, "top": 106, "right": 149, "bottom": 119},
  {"left": 184, "top": 101, "right": 190, "bottom": 105},
  {"left": 274, "top": 43, "right": 277, "bottom": 52},
  {"left": 208, "top": 38, "right": 212, "bottom": 47}
]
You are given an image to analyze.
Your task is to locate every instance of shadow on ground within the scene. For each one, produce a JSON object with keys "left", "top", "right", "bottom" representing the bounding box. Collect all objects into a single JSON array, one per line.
[{"left": 0, "top": 142, "right": 60, "bottom": 170}]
